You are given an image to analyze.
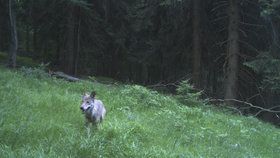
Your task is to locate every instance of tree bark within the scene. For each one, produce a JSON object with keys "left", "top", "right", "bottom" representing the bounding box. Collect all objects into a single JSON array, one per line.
[
  {"left": 74, "top": 11, "right": 81, "bottom": 76},
  {"left": 64, "top": 5, "right": 75, "bottom": 75},
  {"left": 103, "top": 0, "right": 109, "bottom": 23},
  {"left": 25, "top": 25, "right": 30, "bottom": 52},
  {"left": 25, "top": 2, "right": 31, "bottom": 52},
  {"left": 8, "top": 0, "right": 18, "bottom": 68},
  {"left": 225, "top": 0, "right": 240, "bottom": 104},
  {"left": 33, "top": 26, "right": 40, "bottom": 59},
  {"left": 192, "top": 0, "right": 202, "bottom": 88},
  {"left": 142, "top": 63, "right": 148, "bottom": 85}
]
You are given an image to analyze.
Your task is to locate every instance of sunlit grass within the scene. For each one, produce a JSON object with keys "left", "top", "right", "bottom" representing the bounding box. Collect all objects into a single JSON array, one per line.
[{"left": 0, "top": 66, "right": 279, "bottom": 157}]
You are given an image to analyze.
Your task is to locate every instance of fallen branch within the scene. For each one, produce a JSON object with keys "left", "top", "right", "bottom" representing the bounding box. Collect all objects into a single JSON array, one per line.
[
  {"left": 50, "top": 71, "right": 80, "bottom": 82},
  {"left": 147, "top": 76, "right": 192, "bottom": 89},
  {"left": 254, "top": 105, "right": 280, "bottom": 116},
  {"left": 209, "top": 98, "right": 280, "bottom": 116},
  {"left": 216, "top": 104, "right": 243, "bottom": 115}
]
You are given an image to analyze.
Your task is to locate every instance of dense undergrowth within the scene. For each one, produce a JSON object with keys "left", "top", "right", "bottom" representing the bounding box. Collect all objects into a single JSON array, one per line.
[{"left": 0, "top": 65, "right": 279, "bottom": 157}]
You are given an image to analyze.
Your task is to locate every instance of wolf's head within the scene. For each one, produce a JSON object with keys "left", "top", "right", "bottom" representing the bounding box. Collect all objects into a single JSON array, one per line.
[{"left": 80, "top": 92, "right": 96, "bottom": 112}]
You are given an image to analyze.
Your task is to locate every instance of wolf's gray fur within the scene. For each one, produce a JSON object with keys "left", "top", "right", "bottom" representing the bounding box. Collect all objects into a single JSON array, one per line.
[{"left": 80, "top": 92, "right": 106, "bottom": 126}]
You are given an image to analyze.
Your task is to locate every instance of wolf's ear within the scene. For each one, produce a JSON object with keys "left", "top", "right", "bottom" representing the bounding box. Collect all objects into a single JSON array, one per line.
[
  {"left": 91, "top": 91, "right": 96, "bottom": 98},
  {"left": 82, "top": 92, "right": 90, "bottom": 99},
  {"left": 82, "top": 95, "right": 85, "bottom": 100}
]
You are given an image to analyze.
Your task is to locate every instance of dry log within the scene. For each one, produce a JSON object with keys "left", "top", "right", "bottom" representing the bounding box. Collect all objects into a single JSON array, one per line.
[{"left": 50, "top": 71, "right": 80, "bottom": 82}]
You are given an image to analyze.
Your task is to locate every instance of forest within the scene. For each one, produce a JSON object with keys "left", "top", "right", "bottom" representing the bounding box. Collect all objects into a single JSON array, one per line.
[{"left": 1, "top": 0, "right": 280, "bottom": 125}]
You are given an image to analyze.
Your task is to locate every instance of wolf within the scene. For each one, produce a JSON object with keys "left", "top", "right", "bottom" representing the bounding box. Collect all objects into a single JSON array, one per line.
[{"left": 80, "top": 91, "right": 106, "bottom": 126}]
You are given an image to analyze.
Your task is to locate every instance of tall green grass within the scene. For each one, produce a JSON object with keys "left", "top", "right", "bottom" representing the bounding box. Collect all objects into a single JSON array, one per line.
[{"left": 0, "top": 66, "right": 279, "bottom": 157}]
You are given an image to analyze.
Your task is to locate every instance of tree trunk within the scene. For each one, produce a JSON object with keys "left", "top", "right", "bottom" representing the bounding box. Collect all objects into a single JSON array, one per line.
[
  {"left": 103, "top": 0, "right": 109, "bottom": 23},
  {"left": 33, "top": 26, "right": 39, "bottom": 58},
  {"left": 65, "top": 6, "right": 75, "bottom": 75},
  {"left": 8, "top": 0, "right": 18, "bottom": 68},
  {"left": 270, "top": 20, "right": 280, "bottom": 56},
  {"left": 192, "top": 0, "right": 202, "bottom": 88},
  {"left": 25, "top": 25, "right": 30, "bottom": 52},
  {"left": 225, "top": 0, "right": 240, "bottom": 104},
  {"left": 55, "top": 28, "right": 61, "bottom": 67},
  {"left": 0, "top": 7, "right": 3, "bottom": 51},
  {"left": 74, "top": 11, "right": 81, "bottom": 76},
  {"left": 25, "top": 2, "right": 31, "bottom": 52},
  {"left": 142, "top": 63, "right": 148, "bottom": 85}
]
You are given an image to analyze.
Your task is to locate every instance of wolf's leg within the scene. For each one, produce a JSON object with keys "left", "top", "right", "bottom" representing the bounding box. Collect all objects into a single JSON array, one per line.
[
  {"left": 92, "top": 122, "right": 98, "bottom": 130},
  {"left": 99, "top": 117, "right": 103, "bottom": 123},
  {"left": 84, "top": 120, "right": 90, "bottom": 127},
  {"left": 86, "top": 126, "right": 92, "bottom": 138}
]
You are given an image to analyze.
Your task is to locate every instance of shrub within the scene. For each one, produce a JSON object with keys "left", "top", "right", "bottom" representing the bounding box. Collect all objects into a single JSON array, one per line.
[
  {"left": 20, "top": 63, "right": 50, "bottom": 79},
  {"left": 121, "top": 85, "right": 163, "bottom": 108},
  {"left": 176, "top": 80, "right": 202, "bottom": 106}
]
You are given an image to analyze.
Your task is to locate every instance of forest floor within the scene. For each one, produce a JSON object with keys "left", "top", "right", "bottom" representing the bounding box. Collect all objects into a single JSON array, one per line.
[{"left": 0, "top": 55, "right": 279, "bottom": 157}]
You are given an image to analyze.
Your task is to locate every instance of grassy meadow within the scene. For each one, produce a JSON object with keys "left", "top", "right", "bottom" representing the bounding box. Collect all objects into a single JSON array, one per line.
[{"left": 0, "top": 65, "right": 280, "bottom": 157}]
